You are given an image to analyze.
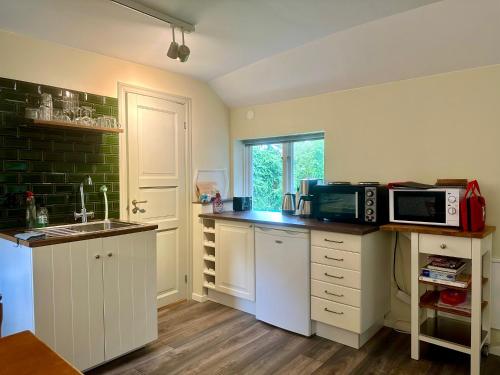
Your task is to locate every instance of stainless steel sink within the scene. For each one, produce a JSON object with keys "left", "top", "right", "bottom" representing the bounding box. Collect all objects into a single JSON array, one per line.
[
  {"left": 39, "top": 220, "right": 136, "bottom": 237},
  {"left": 68, "top": 220, "right": 134, "bottom": 233}
]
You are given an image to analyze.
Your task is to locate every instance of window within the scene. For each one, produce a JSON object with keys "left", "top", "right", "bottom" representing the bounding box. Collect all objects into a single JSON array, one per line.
[{"left": 244, "top": 134, "right": 324, "bottom": 212}]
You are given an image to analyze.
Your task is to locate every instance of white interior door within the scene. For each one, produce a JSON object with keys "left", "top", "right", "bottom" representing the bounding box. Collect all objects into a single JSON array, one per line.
[{"left": 127, "top": 92, "right": 187, "bottom": 307}]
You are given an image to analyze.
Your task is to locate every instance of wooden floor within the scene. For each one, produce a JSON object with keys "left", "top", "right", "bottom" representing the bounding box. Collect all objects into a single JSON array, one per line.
[{"left": 88, "top": 300, "right": 500, "bottom": 375}]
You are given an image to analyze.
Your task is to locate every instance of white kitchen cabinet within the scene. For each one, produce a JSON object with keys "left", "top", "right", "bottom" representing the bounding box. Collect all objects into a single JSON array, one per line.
[
  {"left": 311, "top": 229, "right": 391, "bottom": 349},
  {"left": 0, "top": 231, "right": 157, "bottom": 371},
  {"left": 215, "top": 220, "right": 255, "bottom": 301}
]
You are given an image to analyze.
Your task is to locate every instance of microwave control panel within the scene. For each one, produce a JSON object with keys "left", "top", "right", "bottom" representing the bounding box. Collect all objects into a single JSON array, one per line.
[{"left": 365, "top": 187, "right": 377, "bottom": 223}]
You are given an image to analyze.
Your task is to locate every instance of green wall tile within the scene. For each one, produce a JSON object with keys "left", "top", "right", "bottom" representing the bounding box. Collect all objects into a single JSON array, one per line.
[
  {"left": 5, "top": 160, "right": 28, "bottom": 171},
  {"left": 0, "top": 76, "right": 120, "bottom": 227}
]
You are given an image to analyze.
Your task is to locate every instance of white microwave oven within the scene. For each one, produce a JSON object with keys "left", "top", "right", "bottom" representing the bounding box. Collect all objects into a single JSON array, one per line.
[{"left": 389, "top": 188, "right": 465, "bottom": 227}]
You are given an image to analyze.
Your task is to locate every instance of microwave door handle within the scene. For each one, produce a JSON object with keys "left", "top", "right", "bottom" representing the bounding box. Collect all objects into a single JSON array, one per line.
[{"left": 355, "top": 191, "right": 359, "bottom": 219}]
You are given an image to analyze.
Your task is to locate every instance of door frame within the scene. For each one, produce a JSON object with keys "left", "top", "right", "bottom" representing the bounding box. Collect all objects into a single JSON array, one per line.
[{"left": 117, "top": 82, "right": 193, "bottom": 303}]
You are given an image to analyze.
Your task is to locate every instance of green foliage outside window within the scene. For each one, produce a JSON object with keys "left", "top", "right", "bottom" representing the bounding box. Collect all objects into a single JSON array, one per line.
[
  {"left": 293, "top": 139, "right": 325, "bottom": 191},
  {"left": 251, "top": 139, "right": 324, "bottom": 212},
  {"left": 252, "top": 144, "right": 283, "bottom": 211}
]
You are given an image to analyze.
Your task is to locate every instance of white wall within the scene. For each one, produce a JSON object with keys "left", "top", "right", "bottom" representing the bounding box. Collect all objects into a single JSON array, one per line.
[
  {"left": 0, "top": 29, "right": 230, "bottom": 188},
  {"left": 231, "top": 64, "right": 500, "bottom": 333}
]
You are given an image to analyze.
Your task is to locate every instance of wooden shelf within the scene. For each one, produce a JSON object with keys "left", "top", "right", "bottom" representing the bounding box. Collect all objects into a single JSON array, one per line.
[
  {"left": 30, "top": 119, "right": 123, "bottom": 133},
  {"left": 419, "top": 277, "right": 487, "bottom": 291},
  {"left": 203, "top": 268, "right": 216, "bottom": 276},
  {"left": 419, "top": 290, "right": 487, "bottom": 318},
  {"left": 203, "top": 241, "right": 215, "bottom": 248},
  {"left": 203, "top": 227, "right": 215, "bottom": 234},
  {"left": 203, "top": 255, "right": 216, "bottom": 262},
  {"left": 419, "top": 316, "right": 487, "bottom": 354},
  {"left": 203, "top": 281, "right": 216, "bottom": 290}
]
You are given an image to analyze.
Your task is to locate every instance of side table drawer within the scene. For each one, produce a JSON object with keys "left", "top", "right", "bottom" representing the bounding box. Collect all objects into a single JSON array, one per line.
[{"left": 419, "top": 234, "right": 471, "bottom": 259}]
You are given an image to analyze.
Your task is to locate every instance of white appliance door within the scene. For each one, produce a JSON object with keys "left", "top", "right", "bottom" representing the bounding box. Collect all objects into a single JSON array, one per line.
[{"left": 255, "top": 226, "right": 311, "bottom": 336}]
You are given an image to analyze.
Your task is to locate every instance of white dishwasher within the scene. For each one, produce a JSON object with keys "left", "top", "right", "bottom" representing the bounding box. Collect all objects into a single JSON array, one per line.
[{"left": 255, "top": 225, "right": 312, "bottom": 336}]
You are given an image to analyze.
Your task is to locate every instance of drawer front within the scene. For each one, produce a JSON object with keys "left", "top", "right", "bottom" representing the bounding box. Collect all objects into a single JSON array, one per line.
[
  {"left": 419, "top": 234, "right": 471, "bottom": 259},
  {"left": 311, "top": 263, "right": 361, "bottom": 289},
  {"left": 311, "top": 296, "right": 361, "bottom": 333},
  {"left": 311, "top": 279, "right": 361, "bottom": 307},
  {"left": 311, "top": 231, "right": 361, "bottom": 253},
  {"left": 311, "top": 246, "right": 360, "bottom": 271}
]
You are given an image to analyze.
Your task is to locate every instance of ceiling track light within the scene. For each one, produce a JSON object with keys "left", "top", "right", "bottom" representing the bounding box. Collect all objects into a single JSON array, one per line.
[{"left": 110, "top": 0, "right": 195, "bottom": 32}]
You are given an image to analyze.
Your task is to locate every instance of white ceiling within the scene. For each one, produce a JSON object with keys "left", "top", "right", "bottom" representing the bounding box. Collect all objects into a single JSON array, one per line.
[
  {"left": 0, "top": 2, "right": 437, "bottom": 78},
  {"left": 1, "top": 0, "right": 499, "bottom": 107},
  {"left": 212, "top": 0, "right": 500, "bottom": 106}
]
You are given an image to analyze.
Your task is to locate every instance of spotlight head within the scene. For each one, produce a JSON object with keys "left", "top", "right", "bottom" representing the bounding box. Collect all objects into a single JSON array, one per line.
[{"left": 167, "top": 25, "right": 179, "bottom": 59}]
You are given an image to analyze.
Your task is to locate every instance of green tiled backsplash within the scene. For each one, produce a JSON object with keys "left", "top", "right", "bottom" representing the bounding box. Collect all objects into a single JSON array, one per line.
[{"left": 0, "top": 77, "right": 120, "bottom": 228}]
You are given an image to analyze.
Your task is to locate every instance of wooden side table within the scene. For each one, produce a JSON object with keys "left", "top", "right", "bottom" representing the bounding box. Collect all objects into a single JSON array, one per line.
[{"left": 381, "top": 224, "right": 496, "bottom": 375}]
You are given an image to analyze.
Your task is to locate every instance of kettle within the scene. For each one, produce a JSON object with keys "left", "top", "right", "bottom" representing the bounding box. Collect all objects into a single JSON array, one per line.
[
  {"left": 281, "top": 193, "right": 296, "bottom": 215},
  {"left": 297, "top": 196, "right": 313, "bottom": 218}
]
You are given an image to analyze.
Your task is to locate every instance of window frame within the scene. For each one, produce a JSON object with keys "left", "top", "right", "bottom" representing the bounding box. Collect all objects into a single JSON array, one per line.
[{"left": 243, "top": 133, "right": 324, "bottom": 206}]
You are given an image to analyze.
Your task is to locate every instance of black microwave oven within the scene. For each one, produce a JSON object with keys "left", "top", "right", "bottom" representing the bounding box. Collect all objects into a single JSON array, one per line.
[{"left": 312, "top": 183, "right": 389, "bottom": 225}]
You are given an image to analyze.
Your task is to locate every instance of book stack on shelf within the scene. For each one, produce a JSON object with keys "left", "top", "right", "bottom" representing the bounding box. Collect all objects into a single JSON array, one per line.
[
  {"left": 419, "top": 255, "right": 472, "bottom": 316},
  {"left": 420, "top": 255, "right": 470, "bottom": 288}
]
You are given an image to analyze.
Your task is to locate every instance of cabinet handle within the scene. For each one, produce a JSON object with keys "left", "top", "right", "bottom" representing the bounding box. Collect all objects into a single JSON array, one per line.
[
  {"left": 324, "top": 307, "right": 344, "bottom": 315},
  {"left": 440, "top": 243, "right": 447, "bottom": 249},
  {"left": 107, "top": 252, "right": 113, "bottom": 257},
  {"left": 324, "top": 290, "right": 344, "bottom": 297},
  {"left": 275, "top": 240, "right": 283, "bottom": 244},
  {"left": 324, "top": 272, "right": 344, "bottom": 279},
  {"left": 94, "top": 254, "right": 101, "bottom": 259},
  {"left": 324, "top": 255, "right": 343, "bottom": 261},
  {"left": 324, "top": 239, "right": 344, "bottom": 244}
]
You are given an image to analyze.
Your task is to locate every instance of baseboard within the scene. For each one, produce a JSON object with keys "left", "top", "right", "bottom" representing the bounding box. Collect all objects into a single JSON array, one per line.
[
  {"left": 490, "top": 345, "right": 500, "bottom": 357},
  {"left": 191, "top": 293, "right": 208, "bottom": 302},
  {"left": 207, "top": 289, "right": 256, "bottom": 315}
]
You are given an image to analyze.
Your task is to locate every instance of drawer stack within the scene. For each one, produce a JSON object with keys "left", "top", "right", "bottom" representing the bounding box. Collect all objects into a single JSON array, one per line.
[
  {"left": 310, "top": 229, "right": 391, "bottom": 348},
  {"left": 311, "top": 231, "right": 363, "bottom": 333}
]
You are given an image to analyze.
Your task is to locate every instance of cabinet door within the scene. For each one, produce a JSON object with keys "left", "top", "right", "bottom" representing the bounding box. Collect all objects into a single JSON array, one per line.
[
  {"left": 102, "top": 232, "right": 157, "bottom": 360},
  {"left": 215, "top": 221, "right": 255, "bottom": 301},
  {"left": 32, "top": 239, "right": 105, "bottom": 371}
]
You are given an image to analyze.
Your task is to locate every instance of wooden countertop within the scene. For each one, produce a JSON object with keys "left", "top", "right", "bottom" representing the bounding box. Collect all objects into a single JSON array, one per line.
[
  {"left": 380, "top": 223, "right": 496, "bottom": 239},
  {"left": 199, "top": 211, "right": 379, "bottom": 235},
  {"left": 0, "top": 331, "right": 81, "bottom": 375},
  {"left": 0, "top": 220, "right": 158, "bottom": 248}
]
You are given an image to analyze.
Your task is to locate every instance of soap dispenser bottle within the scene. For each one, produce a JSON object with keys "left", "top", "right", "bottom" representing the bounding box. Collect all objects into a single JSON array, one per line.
[{"left": 26, "top": 191, "right": 36, "bottom": 229}]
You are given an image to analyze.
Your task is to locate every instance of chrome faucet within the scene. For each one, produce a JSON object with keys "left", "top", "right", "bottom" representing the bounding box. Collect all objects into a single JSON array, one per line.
[{"left": 74, "top": 175, "right": 94, "bottom": 223}]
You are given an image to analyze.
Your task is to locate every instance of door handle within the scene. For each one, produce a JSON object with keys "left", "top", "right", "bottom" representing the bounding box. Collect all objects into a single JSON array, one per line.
[
  {"left": 324, "top": 272, "right": 344, "bottom": 279},
  {"left": 131, "top": 199, "right": 147, "bottom": 214}
]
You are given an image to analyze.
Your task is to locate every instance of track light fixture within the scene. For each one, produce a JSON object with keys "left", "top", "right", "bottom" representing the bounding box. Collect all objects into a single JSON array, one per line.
[{"left": 167, "top": 26, "right": 190, "bottom": 63}]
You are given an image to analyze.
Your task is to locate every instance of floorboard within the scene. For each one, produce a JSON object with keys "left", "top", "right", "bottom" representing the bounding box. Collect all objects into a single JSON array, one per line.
[{"left": 87, "top": 300, "right": 500, "bottom": 375}]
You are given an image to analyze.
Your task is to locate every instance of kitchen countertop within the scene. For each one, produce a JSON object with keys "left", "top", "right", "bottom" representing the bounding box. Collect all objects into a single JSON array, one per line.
[
  {"left": 0, "top": 220, "right": 158, "bottom": 248},
  {"left": 0, "top": 331, "right": 81, "bottom": 375},
  {"left": 199, "top": 211, "right": 379, "bottom": 235}
]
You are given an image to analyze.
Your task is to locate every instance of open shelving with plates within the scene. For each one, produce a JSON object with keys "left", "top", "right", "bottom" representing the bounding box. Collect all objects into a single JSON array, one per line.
[
  {"left": 29, "top": 119, "right": 123, "bottom": 134},
  {"left": 202, "top": 218, "right": 216, "bottom": 292}
]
